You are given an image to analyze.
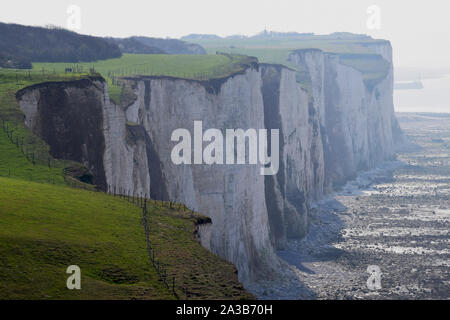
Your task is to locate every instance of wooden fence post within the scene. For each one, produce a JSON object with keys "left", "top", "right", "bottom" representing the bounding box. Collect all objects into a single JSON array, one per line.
[{"left": 172, "top": 277, "right": 175, "bottom": 294}]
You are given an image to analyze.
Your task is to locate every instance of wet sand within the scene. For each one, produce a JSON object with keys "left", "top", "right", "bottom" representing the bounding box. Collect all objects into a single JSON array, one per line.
[{"left": 252, "top": 113, "right": 450, "bottom": 299}]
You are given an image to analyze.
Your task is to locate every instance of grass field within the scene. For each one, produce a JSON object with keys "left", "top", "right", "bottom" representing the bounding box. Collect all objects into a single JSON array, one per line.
[
  {"left": 191, "top": 37, "right": 380, "bottom": 62},
  {"left": 191, "top": 37, "right": 391, "bottom": 87},
  {"left": 0, "top": 127, "right": 65, "bottom": 184},
  {"left": 0, "top": 176, "right": 252, "bottom": 299},
  {"left": 33, "top": 53, "right": 256, "bottom": 103},
  {"left": 198, "top": 40, "right": 372, "bottom": 66}
]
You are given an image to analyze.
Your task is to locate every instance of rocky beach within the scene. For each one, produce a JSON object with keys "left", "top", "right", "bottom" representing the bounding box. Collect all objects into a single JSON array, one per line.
[{"left": 251, "top": 112, "right": 450, "bottom": 299}]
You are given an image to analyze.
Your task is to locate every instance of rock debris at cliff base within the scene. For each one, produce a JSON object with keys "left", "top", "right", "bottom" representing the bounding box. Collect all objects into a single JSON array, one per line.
[{"left": 250, "top": 113, "right": 450, "bottom": 299}]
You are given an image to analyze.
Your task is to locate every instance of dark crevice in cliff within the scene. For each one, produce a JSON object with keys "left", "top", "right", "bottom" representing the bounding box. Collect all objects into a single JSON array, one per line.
[
  {"left": 144, "top": 80, "right": 151, "bottom": 110},
  {"left": 261, "top": 65, "right": 287, "bottom": 250},
  {"left": 285, "top": 158, "right": 307, "bottom": 239},
  {"left": 125, "top": 122, "right": 145, "bottom": 145},
  {"left": 144, "top": 129, "right": 169, "bottom": 201},
  {"left": 309, "top": 102, "right": 323, "bottom": 192},
  {"left": 139, "top": 80, "right": 169, "bottom": 200},
  {"left": 125, "top": 121, "right": 169, "bottom": 200}
]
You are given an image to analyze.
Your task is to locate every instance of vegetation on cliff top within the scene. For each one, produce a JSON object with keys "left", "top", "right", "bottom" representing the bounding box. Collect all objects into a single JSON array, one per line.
[
  {"left": 0, "top": 22, "right": 122, "bottom": 69},
  {"left": 189, "top": 35, "right": 391, "bottom": 88},
  {"left": 32, "top": 53, "right": 257, "bottom": 103}
]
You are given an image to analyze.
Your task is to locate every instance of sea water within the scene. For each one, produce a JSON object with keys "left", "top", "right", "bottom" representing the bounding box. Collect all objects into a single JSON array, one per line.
[{"left": 394, "top": 74, "right": 450, "bottom": 113}]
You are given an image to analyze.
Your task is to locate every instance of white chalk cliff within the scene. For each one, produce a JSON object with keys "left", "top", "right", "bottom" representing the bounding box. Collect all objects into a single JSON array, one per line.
[{"left": 16, "top": 41, "right": 402, "bottom": 286}]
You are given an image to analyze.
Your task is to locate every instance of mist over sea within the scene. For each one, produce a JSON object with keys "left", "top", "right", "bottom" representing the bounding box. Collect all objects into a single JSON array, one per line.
[{"left": 394, "top": 74, "right": 450, "bottom": 113}]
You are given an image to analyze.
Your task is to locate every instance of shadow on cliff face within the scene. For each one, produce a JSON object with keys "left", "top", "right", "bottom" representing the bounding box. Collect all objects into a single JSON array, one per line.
[
  {"left": 16, "top": 78, "right": 107, "bottom": 189},
  {"left": 277, "top": 197, "right": 347, "bottom": 271}
]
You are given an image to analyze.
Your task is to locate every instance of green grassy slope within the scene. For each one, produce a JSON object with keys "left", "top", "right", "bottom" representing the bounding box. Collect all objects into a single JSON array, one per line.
[
  {"left": 0, "top": 176, "right": 252, "bottom": 299},
  {"left": 0, "top": 128, "right": 64, "bottom": 184},
  {"left": 0, "top": 177, "right": 169, "bottom": 299}
]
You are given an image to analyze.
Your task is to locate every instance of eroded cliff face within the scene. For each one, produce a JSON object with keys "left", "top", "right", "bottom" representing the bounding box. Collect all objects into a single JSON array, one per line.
[
  {"left": 121, "top": 70, "right": 281, "bottom": 283},
  {"left": 261, "top": 64, "right": 324, "bottom": 249},
  {"left": 258, "top": 42, "right": 400, "bottom": 250},
  {"left": 101, "top": 83, "right": 152, "bottom": 197},
  {"left": 16, "top": 78, "right": 108, "bottom": 188},
  {"left": 16, "top": 43, "right": 401, "bottom": 285},
  {"left": 288, "top": 42, "right": 399, "bottom": 190}
]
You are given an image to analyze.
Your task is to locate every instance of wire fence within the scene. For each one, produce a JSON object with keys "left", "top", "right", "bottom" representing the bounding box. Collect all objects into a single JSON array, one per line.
[
  {"left": 0, "top": 117, "right": 62, "bottom": 169},
  {"left": 107, "top": 52, "right": 256, "bottom": 82},
  {"left": 0, "top": 52, "right": 256, "bottom": 98},
  {"left": 0, "top": 67, "right": 97, "bottom": 84},
  {"left": 1, "top": 117, "right": 198, "bottom": 299},
  {"left": 107, "top": 185, "right": 198, "bottom": 300}
]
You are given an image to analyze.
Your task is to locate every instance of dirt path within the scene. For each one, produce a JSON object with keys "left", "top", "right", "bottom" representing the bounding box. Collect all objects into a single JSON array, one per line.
[{"left": 252, "top": 113, "right": 450, "bottom": 299}]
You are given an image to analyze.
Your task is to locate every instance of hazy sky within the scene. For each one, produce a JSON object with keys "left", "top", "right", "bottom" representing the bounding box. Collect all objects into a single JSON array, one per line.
[{"left": 1, "top": 0, "right": 450, "bottom": 68}]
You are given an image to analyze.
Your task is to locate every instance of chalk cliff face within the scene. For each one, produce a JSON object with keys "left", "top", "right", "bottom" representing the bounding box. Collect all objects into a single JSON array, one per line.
[
  {"left": 121, "top": 70, "right": 281, "bottom": 283},
  {"left": 288, "top": 42, "right": 399, "bottom": 189},
  {"left": 261, "top": 64, "right": 324, "bottom": 250},
  {"left": 16, "top": 42, "right": 401, "bottom": 285},
  {"left": 101, "top": 84, "right": 151, "bottom": 197}
]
